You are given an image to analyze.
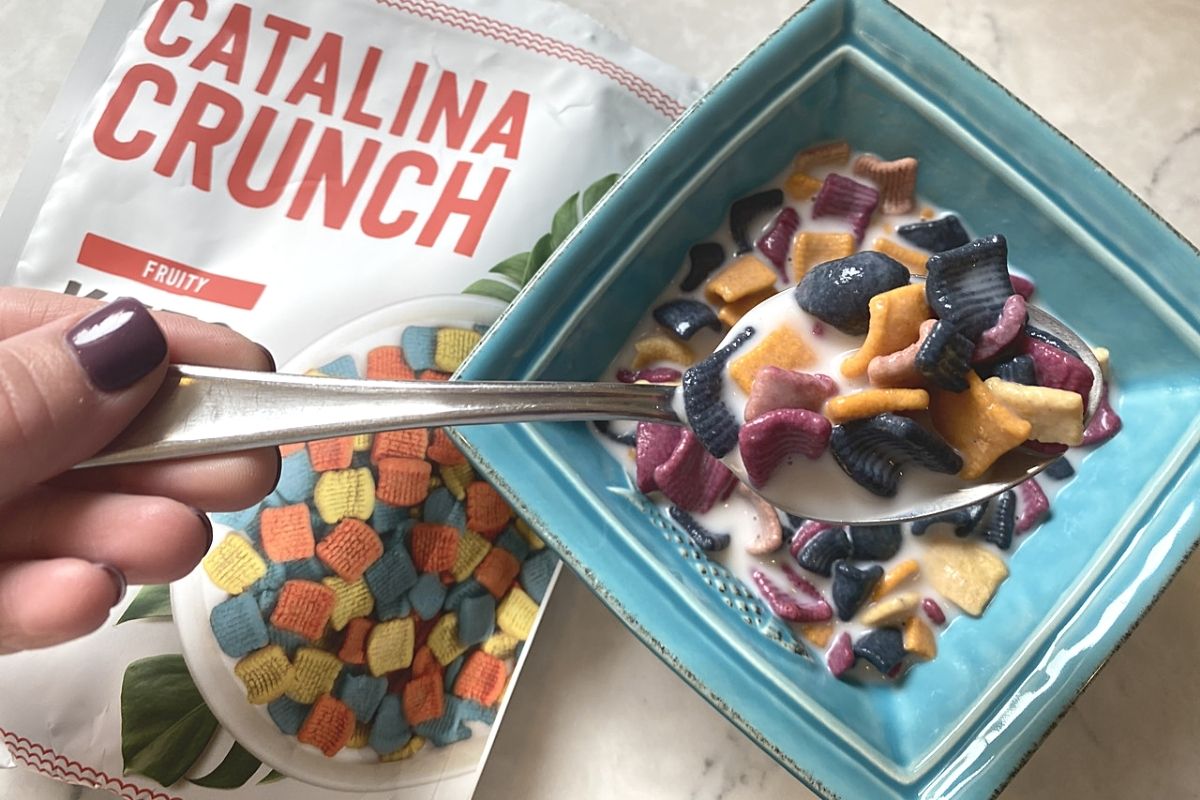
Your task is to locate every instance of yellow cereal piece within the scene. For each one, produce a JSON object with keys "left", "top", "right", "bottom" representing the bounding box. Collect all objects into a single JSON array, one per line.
[
  {"left": 841, "top": 284, "right": 931, "bottom": 378},
  {"left": 304, "top": 368, "right": 327, "bottom": 378},
  {"left": 717, "top": 288, "right": 774, "bottom": 327},
  {"left": 859, "top": 591, "right": 921, "bottom": 627},
  {"left": 925, "top": 538, "right": 1008, "bottom": 616},
  {"left": 234, "top": 645, "right": 294, "bottom": 705},
  {"left": 427, "top": 613, "right": 469, "bottom": 665},
  {"left": 791, "top": 232, "right": 856, "bottom": 280},
  {"left": 793, "top": 140, "right": 850, "bottom": 173},
  {"left": 202, "top": 534, "right": 266, "bottom": 595},
  {"left": 287, "top": 647, "right": 343, "bottom": 703},
  {"left": 929, "top": 372, "right": 1033, "bottom": 480},
  {"left": 434, "top": 327, "right": 482, "bottom": 373},
  {"left": 705, "top": 254, "right": 778, "bottom": 303},
  {"left": 920, "top": 206, "right": 936, "bottom": 220},
  {"left": 870, "top": 559, "right": 920, "bottom": 601},
  {"left": 783, "top": 171, "right": 823, "bottom": 200},
  {"left": 452, "top": 530, "right": 492, "bottom": 581},
  {"left": 351, "top": 433, "right": 372, "bottom": 452},
  {"left": 799, "top": 622, "right": 834, "bottom": 648},
  {"left": 984, "top": 378, "right": 1084, "bottom": 446},
  {"left": 824, "top": 388, "right": 929, "bottom": 425},
  {"left": 322, "top": 577, "right": 375, "bottom": 630},
  {"left": 496, "top": 586, "right": 538, "bottom": 640},
  {"left": 728, "top": 327, "right": 817, "bottom": 394},
  {"left": 871, "top": 237, "right": 929, "bottom": 275},
  {"left": 313, "top": 468, "right": 376, "bottom": 524},
  {"left": 481, "top": 631, "right": 522, "bottom": 659},
  {"left": 347, "top": 722, "right": 371, "bottom": 749},
  {"left": 903, "top": 615, "right": 937, "bottom": 660},
  {"left": 381, "top": 735, "right": 425, "bottom": 762},
  {"left": 439, "top": 462, "right": 475, "bottom": 501},
  {"left": 514, "top": 518, "right": 545, "bottom": 551},
  {"left": 631, "top": 335, "right": 695, "bottom": 370},
  {"left": 1093, "top": 346, "right": 1110, "bottom": 379},
  {"left": 366, "top": 617, "right": 415, "bottom": 676}
]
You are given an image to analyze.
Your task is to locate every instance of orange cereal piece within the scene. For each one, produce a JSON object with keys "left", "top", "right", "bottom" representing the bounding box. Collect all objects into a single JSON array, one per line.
[
  {"left": 375, "top": 457, "right": 432, "bottom": 506},
  {"left": 920, "top": 206, "right": 936, "bottom": 220},
  {"left": 728, "top": 327, "right": 816, "bottom": 394},
  {"left": 402, "top": 672, "right": 445, "bottom": 726},
  {"left": 717, "top": 288, "right": 774, "bottom": 327},
  {"left": 871, "top": 559, "right": 920, "bottom": 602},
  {"left": 793, "top": 140, "right": 850, "bottom": 173},
  {"left": 298, "top": 694, "right": 356, "bottom": 757},
  {"left": 465, "top": 482, "right": 513, "bottom": 536},
  {"left": 307, "top": 436, "right": 354, "bottom": 472},
  {"left": 421, "top": 370, "right": 452, "bottom": 381},
  {"left": 316, "top": 519, "right": 384, "bottom": 581},
  {"left": 270, "top": 580, "right": 336, "bottom": 641},
  {"left": 853, "top": 154, "right": 918, "bottom": 215},
  {"left": 410, "top": 523, "right": 460, "bottom": 572},
  {"left": 338, "top": 617, "right": 374, "bottom": 665},
  {"left": 840, "top": 283, "right": 932, "bottom": 378},
  {"left": 371, "top": 429, "right": 428, "bottom": 463},
  {"left": 791, "top": 232, "right": 856, "bottom": 280},
  {"left": 799, "top": 622, "right": 834, "bottom": 649},
  {"left": 783, "top": 171, "right": 823, "bottom": 200},
  {"left": 366, "top": 346, "right": 415, "bottom": 381},
  {"left": 411, "top": 645, "right": 441, "bottom": 678},
  {"left": 427, "top": 428, "right": 467, "bottom": 466},
  {"left": 824, "top": 388, "right": 930, "bottom": 425},
  {"left": 903, "top": 615, "right": 937, "bottom": 660},
  {"left": 259, "top": 504, "right": 315, "bottom": 562},
  {"left": 872, "top": 237, "right": 929, "bottom": 275},
  {"left": 929, "top": 372, "right": 1032, "bottom": 480},
  {"left": 704, "top": 254, "right": 778, "bottom": 304},
  {"left": 279, "top": 442, "right": 305, "bottom": 457},
  {"left": 453, "top": 651, "right": 507, "bottom": 706},
  {"left": 475, "top": 548, "right": 521, "bottom": 598}
]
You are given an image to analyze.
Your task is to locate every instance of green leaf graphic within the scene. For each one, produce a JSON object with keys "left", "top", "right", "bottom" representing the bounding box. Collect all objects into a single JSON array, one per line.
[
  {"left": 488, "top": 251, "right": 531, "bottom": 283},
  {"left": 122, "top": 655, "right": 219, "bottom": 787},
  {"left": 191, "top": 741, "right": 261, "bottom": 789},
  {"left": 260, "top": 769, "right": 287, "bottom": 784},
  {"left": 116, "top": 585, "right": 172, "bottom": 624},
  {"left": 581, "top": 173, "right": 618, "bottom": 215},
  {"left": 463, "top": 279, "right": 518, "bottom": 303},
  {"left": 523, "top": 233, "right": 555, "bottom": 285},
  {"left": 549, "top": 191, "right": 581, "bottom": 249}
]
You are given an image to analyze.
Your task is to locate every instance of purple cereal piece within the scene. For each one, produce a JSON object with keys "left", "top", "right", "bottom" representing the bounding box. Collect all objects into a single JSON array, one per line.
[
  {"left": 922, "top": 597, "right": 946, "bottom": 626},
  {"left": 780, "top": 562, "right": 823, "bottom": 600},
  {"left": 1081, "top": 386, "right": 1122, "bottom": 445},
  {"left": 738, "top": 485, "right": 784, "bottom": 555},
  {"left": 812, "top": 322, "right": 825, "bottom": 337},
  {"left": 654, "top": 430, "right": 708, "bottom": 510},
  {"left": 1019, "top": 336, "right": 1094, "bottom": 403},
  {"left": 744, "top": 368, "right": 838, "bottom": 421},
  {"left": 618, "top": 367, "right": 683, "bottom": 384},
  {"left": 827, "top": 632, "right": 856, "bottom": 678},
  {"left": 635, "top": 422, "right": 683, "bottom": 493},
  {"left": 789, "top": 520, "right": 833, "bottom": 558},
  {"left": 972, "top": 294, "right": 1027, "bottom": 363},
  {"left": 1015, "top": 478, "right": 1050, "bottom": 534},
  {"left": 699, "top": 456, "right": 739, "bottom": 513},
  {"left": 812, "top": 174, "right": 879, "bottom": 243},
  {"left": 756, "top": 207, "right": 801, "bottom": 279},
  {"left": 1023, "top": 439, "right": 1069, "bottom": 456},
  {"left": 1010, "top": 274, "right": 1036, "bottom": 299},
  {"left": 778, "top": 563, "right": 835, "bottom": 621},
  {"left": 738, "top": 408, "right": 833, "bottom": 487},
  {"left": 752, "top": 568, "right": 832, "bottom": 623}
]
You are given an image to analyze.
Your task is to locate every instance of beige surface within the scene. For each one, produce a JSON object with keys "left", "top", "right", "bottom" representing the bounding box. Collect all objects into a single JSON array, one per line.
[{"left": 1, "top": 1, "right": 1198, "bottom": 799}]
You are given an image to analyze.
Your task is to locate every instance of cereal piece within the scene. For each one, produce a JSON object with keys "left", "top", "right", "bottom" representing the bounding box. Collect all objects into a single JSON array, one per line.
[
  {"left": 1016, "top": 478, "right": 1050, "bottom": 533},
  {"left": 791, "top": 232, "right": 857, "bottom": 280},
  {"left": 481, "top": 631, "right": 521, "bottom": 659},
  {"left": 337, "top": 674, "right": 388, "bottom": 722},
  {"left": 812, "top": 174, "right": 879, "bottom": 243},
  {"left": 267, "top": 697, "right": 310, "bottom": 736},
  {"left": 915, "top": 319, "right": 975, "bottom": 392},
  {"left": 381, "top": 735, "right": 425, "bottom": 762},
  {"left": 652, "top": 299, "right": 720, "bottom": 341},
  {"left": 866, "top": 320, "right": 931, "bottom": 389},
  {"left": 1044, "top": 457, "right": 1074, "bottom": 480},
  {"left": 925, "top": 235, "right": 1014, "bottom": 339},
  {"left": 204, "top": 535, "right": 267, "bottom": 599},
  {"left": 411, "top": 645, "right": 441, "bottom": 678},
  {"left": 424, "top": 487, "right": 466, "bottom": 530},
  {"left": 756, "top": 207, "right": 801, "bottom": 276},
  {"left": 345, "top": 722, "right": 371, "bottom": 749},
  {"left": 925, "top": 538, "right": 1009, "bottom": 616},
  {"left": 681, "top": 327, "right": 755, "bottom": 458},
  {"left": 465, "top": 482, "right": 513, "bottom": 537},
  {"left": 788, "top": 519, "right": 833, "bottom": 558},
  {"left": 929, "top": 372, "right": 1033, "bottom": 479},
  {"left": 728, "top": 327, "right": 817, "bottom": 394},
  {"left": 616, "top": 367, "right": 683, "bottom": 384},
  {"left": 475, "top": 548, "right": 521, "bottom": 598},
  {"left": 494, "top": 526, "right": 530, "bottom": 561},
  {"left": 853, "top": 628, "right": 906, "bottom": 675},
  {"left": 984, "top": 377, "right": 1083, "bottom": 445},
  {"left": 796, "top": 251, "right": 911, "bottom": 335},
  {"left": 427, "top": 613, "right": 468, "bottom": 665},
  {"left": 795, "top": 527, "right": 852, "bottom": 577},
  {"left": 631, "top": 335, "right": 695, "bottom": 370},
  {"left": 717, "top": 288, "right": 775, "bottom": 327},
  {"left": 744, "top": 369, "right": 837, "bottom": 421},
  {"left": 288, "top": 647, "right": 343, "bottom": 703},
  {"left": 972, "top": 294, "right": 1027, "bottom": 362},
  {"left": 413, "top": 700, "right": 472, "bottom": 747},
  {"left": 737, "top": 485, "right": 784, "bottom": 555},
  {"left": 513, "top": 517, "right": 545, "bottom": 551},
  {"left": 680, "top": 241, "right": 726, "bottom": 292},
  {"left": 375, "top": 457, "right": 432, "bottom": 507},
  {"left": 751, "top": 568, "right": 831, "bottom": 622},
  {"left": 982, "top": 353, "right": 1036, "bottom": 386},
  {"left": 364, "top": 537, "right": 419, "bottom": 603},
  {"left": 831, "top": 560, "right": 884, "bottom": 621},
  {"left": 458, "top": 593, "right": 497, "bottom": 646},
  {"left": 410, "top": 523, "right": 459, "bottom": 572},
  {"left": 830, "top": 413, "right": 963, "bottom": 496},
  {"left": 276, "top": 449, "right": 317, "bottom": 503},
  {"left": 922, "top": 597, "right": 946, "bottom": 625},
  {"left": 847, "top": 525, "right": 902, "bottom": 560},
  {"left": 450, "top": 530, "right": 492, "bottom": 582},
  {"left": 911, "top": 502, "right": 986, "bottom": 537},
  {"left": 827, "top": 632, "right": 856, "bottom": 678},
  {"left": 871, "top": 238, "right": 928, "bottom": 275},
  {"left": 705, "top": 254, "right": 778, "bottom": 304},
  {"left": 1093, "top": 346, "right": 1111, "bottom": 379},
  {"left": 1010, "top": 273, "right": 1036, "bottom": 299},
  {"left": 210, "top": 593, "right": 269, "bottom": 658},
  {"left": 453, "top": 651, "right": 507, "bottom": 705},
  {"left": 321, "top": 577, "right": 374, "bottom": 630},
  {"left": 897, "top": 214, "right": 970, "bottom": 252},
  {"left": 668, "top": 505, "right": 730, "bottom": 551},
  {"left": 211, "top": 504, "right": 261, "bottom": 533},
  {"left": 783, "top": 171, "right": 823, "bottom": 200},
  {"left": 338, "top": 617, "right": 373, "bottom": 665},
  {"left": 371, "top": 429, "right": 429, "bottom": 463},
  {"left": 410, "top": 573, "right": 448, "bottom": 620},
  {"left": 799, "top": 622, "right": 834, "bottom": 648},
  {"left": 313, "top": 468, "right": 376, "bottom": 524},
  {"left": 434, "top": 328, "right": 482, "bottom": 373},
  {"left": 903, "top": 616, "right": 937, "bottom": 660},
  {"left": 729, "top": 189, "right": 784, "bottom": 252},
  {"left": 824, "top": 388, "right": 929, "bottom": 425},
  {"left": 982, "top": 489, "right": 1017, "bottom": 551},
  {"left": 366, "top": 617, "right": 415, "bottom": 676},
  {"left": 519, "top": 550, "right": 558, "bottom": 603},
  {"left": 496, "top": 587, "right": 538, "bottom": 640},
  {"left": 367, "top": 346, "right": 415, "bottom": 381},
  {"left": 307, "top": 436, "right": 354, "bottom": 472},
  {"left": 871, "top": 559, "right": 920, "bottom": 602},
  {"left": 267, "top": 625, "right": 307, "bottom": 658},
  {"left": 318, "top": 355, "right": 359, "bottom": 379},
  {"left": 444, "top": 579, "right": 488, "bottom": 615},
  {"left": 654, "top": 433, "right": 717, "bottom": 512},
  {"left": 840, "top": 283, "right": 931, "bottom": 377},
  {"left": 401, "top": 326, "right": 439, "bottom": 372},
  {"left": 793, "top": 140, "right": 850, "bottom": 173},
  {"left": 853, "top": 154, "right": 918, "bottom": 215},
  {"left": 298, "top": 694, "right": 355, "bottom": 757},
  {"left": 860, "top": 591, "right": 921, "bottom": 626},
  {"left": 315, "top": 519, "right": 383, "bottom": 581},
  {"left": 1082, "top": 386, "right": 1121, "bottom": 444},
  {"left": 427, "top": 428, "right": 467, "bottom": 467},
  {"left": 270, "top": 580, "right": 335, "bottom": 640},
  {"left": 738, "top": 408, "right": 831, "bottom": 487},
  {"left": 369, "top": 694, "right": 411, "bottom": 755},
  {"left": 234, "top": 645, "right": 294, "bottom": 704}
]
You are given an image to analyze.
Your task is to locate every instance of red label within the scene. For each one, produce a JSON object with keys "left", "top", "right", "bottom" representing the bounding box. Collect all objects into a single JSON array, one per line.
[{"left": 76, "top": 233, "right": 265, "bottom": 310}]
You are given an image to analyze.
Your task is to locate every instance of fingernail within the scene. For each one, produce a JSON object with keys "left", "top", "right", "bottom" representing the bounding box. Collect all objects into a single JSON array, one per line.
[
  {"left": 272, "top": 448, "right": 283, "bottom": 492},
  {"left": 193, "top": 507, "right": 214, "bottom": 552},
  {"left": 67, "top": 297, "right": 168, "bottom": 391},
  {"left": 97, "top": 563, "right": 128, "bottom": 607},
  {"left": 257, "top": 343, "right": 276, "bottom": 372}
]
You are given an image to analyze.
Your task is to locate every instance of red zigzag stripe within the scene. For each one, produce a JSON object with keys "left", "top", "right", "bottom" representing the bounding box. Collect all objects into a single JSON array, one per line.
[{"left": 1, "top": 729, "right": 182, "bottom": 800}]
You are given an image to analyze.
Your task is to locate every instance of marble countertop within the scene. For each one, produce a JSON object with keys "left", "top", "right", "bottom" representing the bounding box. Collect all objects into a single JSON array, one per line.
[{"left": 2, "top": 1, "right": 1198, "bottom": 799}]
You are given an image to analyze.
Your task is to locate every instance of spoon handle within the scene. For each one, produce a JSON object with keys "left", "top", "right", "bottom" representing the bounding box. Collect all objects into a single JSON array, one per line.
[{"left": 79, "top": 365, "right": 680, "bottom": 468}]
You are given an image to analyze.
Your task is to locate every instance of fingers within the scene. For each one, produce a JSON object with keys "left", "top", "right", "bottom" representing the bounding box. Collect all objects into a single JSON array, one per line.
[{"left": 0, "top": 559, "right": 125, "bottom": 653}]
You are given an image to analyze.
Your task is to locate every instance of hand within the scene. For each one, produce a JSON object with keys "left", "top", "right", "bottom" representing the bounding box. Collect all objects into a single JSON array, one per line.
[{"left": 0, "top": 289, "right": 279, "bottom": 653}]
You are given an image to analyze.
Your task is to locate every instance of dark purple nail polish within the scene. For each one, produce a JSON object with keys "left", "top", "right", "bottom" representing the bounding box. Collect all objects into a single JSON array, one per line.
[
  {"left": 97, "top": 563, "right": 128, "bottom": 607},
  {"left": 193, "top": 508, "right": 214, "bottom": 552},
  {"left": 67, "top": 297, "right": 167, "bottom": 391},
  {"left": 257, "top": 343, "right": 277, "bottom": 372}
]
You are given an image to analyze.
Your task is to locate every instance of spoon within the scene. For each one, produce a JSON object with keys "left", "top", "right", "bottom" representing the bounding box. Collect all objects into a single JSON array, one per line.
[{"left": 77, "top": 303, "right": 1101, "bottom": 526}]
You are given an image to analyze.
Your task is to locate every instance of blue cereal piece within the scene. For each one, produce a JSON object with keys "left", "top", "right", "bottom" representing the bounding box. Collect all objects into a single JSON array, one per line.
[
  {"left": 267, "top": 697, "right": 310, "bottom": 736},
  {"left": 409, "top": 573, "right": 447, "bottom": 620},
  {"left": 336, "top": 673, "right": 388, "bottom": 722},
  {"left": 681, "top": 326, "right": 755, "bottom": 458},
  {"left": 401, "top": 326, "right": 440, "bottom": 372},
  {"left": 457, "top": 593, "right": 496, "bottom": 646},
  {"left": 318, "top": 355, "right": 359, "bottom": 379},
  {"left": 847, "top": 525, "right": 902, "bottom": 560},
  {"left": 729, "top": 189, "right": 783, "bottom": 253},
  {"left": 796, "top": 527, "right": 852, "bottom": 577},
  {"left": 896, "top": 214, "right": 970, "bottom": 253},
  {"left": 495, "top": 527, "right": 530, "bottom": 562},
  {"left": 831, "top": 560, "right": 883, "bottom": 621},
  {"left": 444, "top": 655, "right": 465, "bottom": 691},
  {"left": 374, "top": 592, "right": 412, "bottom": 621},
  {"left": 916, "top": 319, "right": 975, "bottom": 392},
  {"left": 276, "top": 450, "right": 317, "bottom": 503},
  {"left": 519, "top": 550, "right": 559, "bottom": 603},
  {"left": 255, "top": 589, "right": 278, "bottom": 617},
  {"left": 364, "top": 538, "right": 419, "bottom": 603},
  {"left": 668, "top": 505, "right": 730, "bottom": 551},
  {"left": 653, "top": 299, "right": 720, "bottom": 341},
  {"left": 983, "top": 490, "right": 1017, "bottom": 551},
  {"left": 370, "top": 501, "right": 408, "bottom": 536},
  {"left": 284, "top": 557, "right": 331, "bottom": 583},
  {"left": 680, "top": 242, "right": 726, "bottom": 292},
  {"left": 1044, "top": 456, "right": 1075, "bottom": 480},
  {"left": 249, "top": 562, "right": 287, "bottom": 595},
  {"left": 209, "top": 594, "right": 268, "bottom": 658},
  {"left": 830, "top": 413, "right": 963, "bottom": 497},
  {"left": 979, "top": 353, "right": 1036, "bottom": 386},
  {"left": 369, "top": 694, "right": 411, "bottom": 755},
  {"left": 210, "top": 504, "right": 262, "bottom": 534},
  {"left": 444, "top": 579, "right": 488, "bottom": 612},
  {"left": 458, "top": 698, "right": 498, "bottom": 725},
  {"left": 911, "top": 503, "right": 986, "bottom": 537},
  {"left": 853, "top": 627, "right": 907, "bottom": 674},
  {"left": 925, "top": 235, "right": 1014, "bottom": 340},
  {"left": 423, "top": 488, "right": 465, "bottom": 530},
  {"left": 267, "top": 625, "right": 307, "bottom": 658},
  {"left": 414, "top": 698, "right": 472, "bottom": 746},
  {"left": 795, "top": 252, "right": 911, "bottom": 335}
]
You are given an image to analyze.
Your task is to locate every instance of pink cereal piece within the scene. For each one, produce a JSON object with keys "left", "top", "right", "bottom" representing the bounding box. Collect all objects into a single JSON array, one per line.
[
  {"left": 780, "top": 562, "right": 827, "bottom": 604},
  {"left": 738, "top": 408, "right": 832, "bottom": 488},
  {"left": 699, "top": 456, "right": 739, "bottom": 512},
  {"left": 827, "top": 632, "right": 856, "bottom": 677},
  {"left": 617, "top": 367, "right": 683, "bottom": 384},
  {"left": 972, "top": 294, "right": 1027, "bottom": 363},
  {"left": 737, "top": 484, "right": 783, "bottom": 555},
  {"left": 744, "top": 368, "right": 838, "bottom": 421},
  {"left": 867, "top": 319, "right": 934, "bottom": 389},
  {"left": 812, "top": 322, "right": 825, "bottom": 337},
  {"left": 1023, "top": 439, "right": 1069, "bottom": 456},
  {"left": 1019, "top": 336, "right": 1094, "bottom": 404},
  {"left": 1015, "top": 477, "right": 1050, "bottom": 534},
  {"left": 921, "top": 597, "right": 946, "bottom": 626},
  {"left": 756, "top": 207, "right": 801, "bottom": 279},
  {"left": 789, "top": 520, "right": 834, "bottom": 558},
  {"left": 635, "top": 422, "right": 683, "bottom": 493},
  {"left": 1081, "top": 385, "right": 1122, "bottom": 445},
  {"left": 654, "top": 431, "right": 710, "bottom": 511},
  {"left": 751, "top": 568, "right": 831, "bottom": 622},
  {"left": 1010, "top": 274, "right": 1036, "bottom": 299},
  {"left": 812, "top": 174, "right": 879, "bottom": 244}
]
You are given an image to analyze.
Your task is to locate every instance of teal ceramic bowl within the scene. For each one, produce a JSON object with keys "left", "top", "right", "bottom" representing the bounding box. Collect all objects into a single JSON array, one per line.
[{"left": 453, "top": 1, "right": 1200, "bottom": 797}]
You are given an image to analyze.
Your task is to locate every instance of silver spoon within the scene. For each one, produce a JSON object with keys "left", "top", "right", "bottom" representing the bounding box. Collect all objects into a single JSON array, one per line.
[{"left": 77, "top": 304, "right": 1101, "bottom": 526}]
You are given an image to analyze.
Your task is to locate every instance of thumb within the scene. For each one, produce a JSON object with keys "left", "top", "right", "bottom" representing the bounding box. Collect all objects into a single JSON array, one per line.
[{"left": 0, "top": 297, "right": 168, "bottom": 495}]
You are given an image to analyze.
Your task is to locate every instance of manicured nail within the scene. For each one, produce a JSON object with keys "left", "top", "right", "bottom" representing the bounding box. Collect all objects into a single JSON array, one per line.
[
  {"left": 257, "top": 343, "right": 277, "bottom": 372},
  {"left": 193, "top": 507, "right": 214, "bottom": 552},
  {"left": 97, "top": 563, "right": 128, "bottom": 607},
  {"left": 67, "top": 297, "right": 168, "bottom": 391}
]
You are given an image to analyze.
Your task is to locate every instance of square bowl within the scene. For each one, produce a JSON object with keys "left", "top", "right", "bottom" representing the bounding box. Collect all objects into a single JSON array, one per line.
[{"left": 452, "top": 1, "right": 1200, "bottom": 797}]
